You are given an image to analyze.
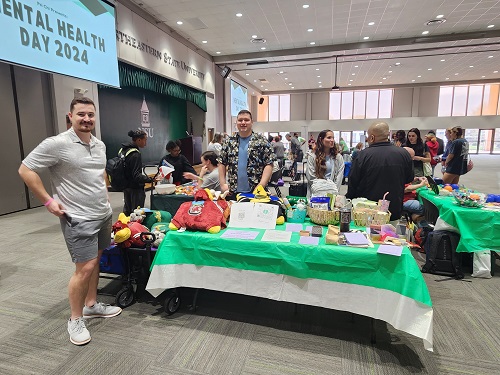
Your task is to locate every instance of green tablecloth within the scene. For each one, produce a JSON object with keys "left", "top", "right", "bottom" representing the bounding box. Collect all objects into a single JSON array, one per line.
[
  {"left": 418, "top": 188, "right": 500, "bottom": 253},
  {"left": 146, "top": 221, "right": 433, "bottom": 350}
]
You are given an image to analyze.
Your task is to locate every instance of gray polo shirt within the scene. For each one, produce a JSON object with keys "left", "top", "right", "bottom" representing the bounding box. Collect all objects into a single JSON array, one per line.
[{"left": 22, "top": 128, "right": 112, "bottom": 220}]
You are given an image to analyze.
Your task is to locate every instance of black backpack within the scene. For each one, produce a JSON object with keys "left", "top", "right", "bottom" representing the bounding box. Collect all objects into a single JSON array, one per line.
[
  {"left": 105, "top": 148, "right": 138, "bottom": 191},
  {"left": 421, "top": 230, "right": 463, "bottom": 279}
]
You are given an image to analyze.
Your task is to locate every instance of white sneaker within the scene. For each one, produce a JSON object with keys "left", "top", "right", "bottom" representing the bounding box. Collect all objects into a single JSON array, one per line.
[
  {"left": 83, "top": 302, "right": 122, "bottom": 318},
  {"left": 67, "top": 318, "right": 91, "bottom": 345}
]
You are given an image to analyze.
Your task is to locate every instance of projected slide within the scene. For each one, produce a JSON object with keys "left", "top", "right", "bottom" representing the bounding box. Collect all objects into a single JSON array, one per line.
[
  {"left": 1, "top": 0, "right": 119, "bottom": 87},
  {"left": 231, "top": 80, "right": 248, "bottom": 116}
]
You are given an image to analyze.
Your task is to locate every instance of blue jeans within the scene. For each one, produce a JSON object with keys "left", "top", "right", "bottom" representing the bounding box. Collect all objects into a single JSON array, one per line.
[{"left": 403, "top": 200, "right": 424, "bottom": 215}]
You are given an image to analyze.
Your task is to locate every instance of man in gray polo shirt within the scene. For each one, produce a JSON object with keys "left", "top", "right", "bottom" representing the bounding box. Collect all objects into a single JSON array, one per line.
[{"left": 19, "top": 97, "right": 121, "bottom": 346}]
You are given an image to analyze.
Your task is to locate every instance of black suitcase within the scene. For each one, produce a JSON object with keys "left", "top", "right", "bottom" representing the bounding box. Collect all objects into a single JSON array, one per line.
[{"left": 288, "top": 163, "right": 307, "bottom": 197}]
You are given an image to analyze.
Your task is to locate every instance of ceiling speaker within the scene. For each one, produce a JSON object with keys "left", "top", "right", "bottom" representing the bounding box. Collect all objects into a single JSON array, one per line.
[
  {"left": 259, "top": 97, "right": 264, "bottom": 105},
  {"left": 220, "top": 65, "right": 231, "bottom": 79}
]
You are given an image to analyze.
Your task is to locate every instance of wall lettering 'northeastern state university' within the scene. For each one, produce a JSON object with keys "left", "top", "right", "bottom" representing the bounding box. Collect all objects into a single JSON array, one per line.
[{"left": 116, "top": 29, "right": 205, "bottom": 80}]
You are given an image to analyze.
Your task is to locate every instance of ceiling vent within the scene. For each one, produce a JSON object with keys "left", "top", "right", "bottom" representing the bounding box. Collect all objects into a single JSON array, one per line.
[
  {"left": 259, "top": 78, "right": 269, "bottom": 83},
  {"left": 186, "top": 17, "right": 208, "bottom": 30},
  {"left": 251, "top": 38, "right": 267, "bottom": 44},
  {"left": 425, "top": 18, "right": 446, "bottom": 26}
]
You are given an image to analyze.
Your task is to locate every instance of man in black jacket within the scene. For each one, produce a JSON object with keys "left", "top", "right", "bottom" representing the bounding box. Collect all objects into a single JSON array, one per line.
[{"left": 346, "top": 122, "right": 414, "bottom": 221}]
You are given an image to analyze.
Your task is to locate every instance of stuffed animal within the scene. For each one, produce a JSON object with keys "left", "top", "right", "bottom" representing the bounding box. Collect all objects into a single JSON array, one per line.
[
  {"left": 112, "top": 214, "right": 150, "bottom": 248},
  {"left": 150, "top": 222, "right": 169, "bottom": 247},
  {"left": 169, "top": 189, "right": 229, "bottom": 233},
  {"left": 236, "top": 185, "right": 285, "bottom": 225},
  {"left": 143, "top": 210, "right": 172, "bottom": 230},
  {"left": 129, "top": 207, "right": 146, "bottom": 223}
]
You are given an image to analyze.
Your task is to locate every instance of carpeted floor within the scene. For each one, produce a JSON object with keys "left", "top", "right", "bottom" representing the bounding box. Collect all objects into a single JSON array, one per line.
[{"left": 0, "top": 155, "right": 499, "bottom": 375}]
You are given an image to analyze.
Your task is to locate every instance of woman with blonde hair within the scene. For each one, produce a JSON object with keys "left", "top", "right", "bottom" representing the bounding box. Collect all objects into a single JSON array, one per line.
[
  {"left": 207, "top": 133, "right": 224, "bottom": 155},
  {"left": 306, "top": 129, "right": 344, "bottom": 196}
]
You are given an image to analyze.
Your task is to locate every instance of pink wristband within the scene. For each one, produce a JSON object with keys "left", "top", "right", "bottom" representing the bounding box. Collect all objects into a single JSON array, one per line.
[{"left": 44, "top": 197, "right": 54, "bottom": 207}]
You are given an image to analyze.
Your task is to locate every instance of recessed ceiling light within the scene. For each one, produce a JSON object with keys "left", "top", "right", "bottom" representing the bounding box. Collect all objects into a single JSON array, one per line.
[
  {"left": 455, "top": 73, "right": 459, "bottom": 75},
  {"left": 368, "top": 22, "right": 375, "bottom": 26},
  {"left": 279, "top": 71, "right": 284, "bottom": 74},
  {"left": 422, "top": 31, "right": 429, "bottom": 35},
  {"left": 261, "top": 47, "right": 266, "bottom": 50},
  {"left": 388, "top": 70, "right": 392, "bottom": 73},
  {"left": 352, "top": 73, "right": 356, "bottom": 76},
  {"left": 177, "top": 21, "right": 183, "bottom": 25},
  {"left": 487, "top": 24, "right": 495, "bottom": 28},
  {"left": 395, "top": 62, "right": 401, "bottom": 66},
  {"left": 309, "top": 42, "right": 316, "bottom": 45},
  {"left": 469, "top": 65, "right": 474, "bottom": 68},
  {"left": 317, "top": 75, "right": 321, "bottom": 77},
  {"left": 302, "top": 4, "right": 309, "bottom": 8},
  {"left": 494, "top": 70, "right": 499, "bottom": 73},
  {"left": 245, "top": 73, "right": 249, "bottom": 76},
  {"left": 412, "top": 79, "right": 415, "bottom": 82},
  {"left": 265, "top": 89, "right": 268, "bottom": 91},
  {"left": 379, "top": 81, "right": 382, "bottom": 84},
  {"left": 316, "top": 68, "right": 320, "bottom": 70},
  {"left": 202, "top": 40, "right": 207, "bottom": 43},
  {"left": 307, "top": 28, "right": 313, "bottom": 32},
  {"left": 428, "top": 68, "right": 432, "bottom": 70},
  {"left": 284, "top": 77, "right": 288, "bottom": 80},
  {"left": 291, "top": 87, "right": 294, "bottom": 89},
  {"left": 354, "top": 65, "right": 358, "bottom": 68},
  {"left": 440, "top": 59, "right": 445, "bottom": 62},
  {"left": 236, "top": 13, "right": 243, "bottom": 17},
  {"left": 383, "top": 77, "right": 387, "bottom": 80},
  {"left": 488, "top": 55, "right": 493, "bottom": 58},
  {"left": 289, "top": 83, "right": 292, "bottom": 85},
  {"left": 445, "top": 78, "right": 449, "bottom": 80},
  {"left": 482, "top": 75, "right": 486, "bottom": 78},
  {"left": 363, "top": 36, "right": 370, "bottom": 40},
  {"left": 254, "top": 80, "right": 257, "bottom": 82},
  {"left": 318, "top": 81, "right": 322, "bottom": 83},
  {"left": 261, "top": 85, "right": 264, "bottom": 88},
  {"left": 417, "top": 75, "right": 422, "bottom": 78},
  {"left": 348, "top": 83, "right": 352, "bottom": 86},
  {"left": 252, "top": 34, "right": 258, "bottom": 38},
  {"left": 436, "top": 15, "right": 444, "bottom": 19},
  {"left": 319, "top": 85, "right": 322, "bottom": 87},
  {"left": 349, "top": 79, "right": 353, "bottom": 82}
]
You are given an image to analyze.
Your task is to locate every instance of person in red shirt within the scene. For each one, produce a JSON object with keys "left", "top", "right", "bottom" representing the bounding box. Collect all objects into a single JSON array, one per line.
[
  {"left": 403, "top": 177, "right": 428, "bottom": 223},
  {"left": 425, "top": 131, "right": 439, "bottom": 176}
]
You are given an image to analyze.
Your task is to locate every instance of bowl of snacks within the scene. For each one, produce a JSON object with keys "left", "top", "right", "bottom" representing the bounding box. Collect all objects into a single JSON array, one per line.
[
  {"left": 155, "top": 184, "right": 176, "bottom": 195},
  {"left": 452, "top": 191, "right": 486, "bottom": 208}
]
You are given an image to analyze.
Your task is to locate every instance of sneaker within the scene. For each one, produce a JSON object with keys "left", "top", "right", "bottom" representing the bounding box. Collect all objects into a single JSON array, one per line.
[
  {"left": 67, "top": 318, "right": 91, "bottom": 345},
  {"left": 83, "top": 302, "right": 122, "bottom": 319}
]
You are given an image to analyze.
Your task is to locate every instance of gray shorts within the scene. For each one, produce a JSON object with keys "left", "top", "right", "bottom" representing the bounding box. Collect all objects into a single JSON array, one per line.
[{"left": 60, "top": 213, "right": 112, "bottom": 263}]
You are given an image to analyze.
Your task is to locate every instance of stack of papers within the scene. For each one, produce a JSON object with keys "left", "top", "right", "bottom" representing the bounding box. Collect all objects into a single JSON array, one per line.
[{"left": 343, "top": 232, "right": 370, "bottom": 247}]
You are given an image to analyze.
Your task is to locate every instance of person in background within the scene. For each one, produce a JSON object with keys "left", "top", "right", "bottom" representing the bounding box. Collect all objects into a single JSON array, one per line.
[
  {"left": 272, "top": 135, "right": 285, "bottom": 167},
  {"left": 121, "top": 129, "right": 154, "bottom": 215},
  {"left": 207, "top": 133, "right": 224, "bottom": 156},
  {"left": 440, "top": 128, "right": 453, "bottom": 174},
  {"left": 425, "top": 131, "right": 439, "bottom": 177},
  {"left": 394, "top": 130, "right": 406, "bottom": 147},
  {"left": 347, "top": 122, "right": 414, "bottom": 221},
  {"left": 308, "top": 134, "right": 316, "bottom": 150},
  {"left": 405, "top": 128, "right": 431, "bottom": 177},
  {"left": 403, "top": 176, "right": 428, "bottom": 223},
  {"left": 160, "top": 140, "right": 196, "bottom": 185},
  {"left": 18, "top": 97, "right": 121, "bottom": 346},
  {"left": 443, "top": 126, "right": 469, "bottom": 184},
  {"left": 351, "top": 142, "right": 363, "bottom": 161},
  {"left": 306, "top": 130, "right": 344, "bottom": 195},
  {"left": 183, "top": 151, "right": 221, "bottom": 191},
  {"left": 285, "top": 132, "right": 303, "bottom": 178},
  {"left": 218, "top": 110, "right": 275, "bottom": 199}
]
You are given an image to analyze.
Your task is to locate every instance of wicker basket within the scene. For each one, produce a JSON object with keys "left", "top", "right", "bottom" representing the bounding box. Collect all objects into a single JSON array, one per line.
[
  {"left": 353, "top": 208, "right": 391, "bottom": 226},
  {"left": 307, "top": 206, "right": 340, "bottom": 226}
]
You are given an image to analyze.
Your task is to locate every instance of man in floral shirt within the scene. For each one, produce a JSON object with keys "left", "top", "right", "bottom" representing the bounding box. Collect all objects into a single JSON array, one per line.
[{"left": 218, "top": 110, "right": 275, "bottom": 198}]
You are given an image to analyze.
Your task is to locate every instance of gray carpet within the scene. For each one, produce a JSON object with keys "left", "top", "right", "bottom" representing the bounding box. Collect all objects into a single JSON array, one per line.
[{"left": 1, "top": 155, "right": 499, "bottom": 375}]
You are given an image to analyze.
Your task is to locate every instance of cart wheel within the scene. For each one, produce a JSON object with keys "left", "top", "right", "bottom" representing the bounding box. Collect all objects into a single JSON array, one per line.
[
  {"left": 116, "top": 288, "right": 135, "bottom": 308},
  {"left": 164, "top": 292, "right": 181, "bottom": 315}
]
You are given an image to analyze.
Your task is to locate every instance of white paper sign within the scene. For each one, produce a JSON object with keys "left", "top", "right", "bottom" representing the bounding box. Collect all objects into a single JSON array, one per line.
[
  {"left": 229, "top": 202, "right": 278, "bottom": 230},
  {"left": 261, "top": 230, "right": 292, "bottom": 243}
]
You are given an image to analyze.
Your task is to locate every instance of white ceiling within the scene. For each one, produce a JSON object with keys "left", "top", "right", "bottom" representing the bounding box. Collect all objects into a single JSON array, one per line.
[{"left": 127, "top": 0, "right": 500, "bottom": 93}]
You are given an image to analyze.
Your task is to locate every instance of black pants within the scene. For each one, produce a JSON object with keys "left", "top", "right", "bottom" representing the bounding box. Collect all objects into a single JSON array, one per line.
[{"left": 123, "top": 188, "right": 146, "bottom": 215}]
